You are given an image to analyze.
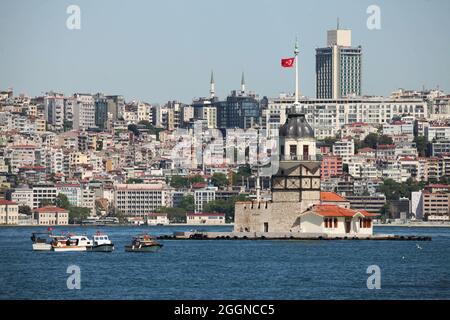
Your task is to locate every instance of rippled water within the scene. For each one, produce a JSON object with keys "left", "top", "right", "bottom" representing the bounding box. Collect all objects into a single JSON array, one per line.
[{"left": 0, "top": 225, "right": 449, "bottom": 300}]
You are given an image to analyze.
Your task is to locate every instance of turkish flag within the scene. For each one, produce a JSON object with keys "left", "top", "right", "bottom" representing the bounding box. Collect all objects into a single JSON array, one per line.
[{"left": 281, "top": 57, "right": 295, "bottom": 68}]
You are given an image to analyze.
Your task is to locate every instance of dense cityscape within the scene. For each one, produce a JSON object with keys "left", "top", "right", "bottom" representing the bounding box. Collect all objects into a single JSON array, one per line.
[{"left": 1, "top": 25, "right": 450, "bottom": 228}]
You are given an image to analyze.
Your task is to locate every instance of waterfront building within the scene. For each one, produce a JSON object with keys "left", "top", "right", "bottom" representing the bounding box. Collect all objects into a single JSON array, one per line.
[
  {"left": 186, "top": 212, "right": 225, "bottom": 225},
  {"left": 194, "top": 186, "right": 217, "bottom": 213},
  {"left": 114, "top": 183, "right": 173, "bottom": 217},
  {"left": 146, "top": 213, "right": 170, "bottom": 225},
  {"left": 316, "top": 25, "right": 362, "bottom": 99},
  {"left": 33, "top": 206, "right": 69, "bottom": 225},
  {"left": 0, "top": 199, "right": 19, "bottom": 225}
]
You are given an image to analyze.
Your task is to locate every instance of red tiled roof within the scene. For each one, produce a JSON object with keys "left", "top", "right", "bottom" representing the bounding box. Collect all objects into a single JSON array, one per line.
[
  {"left": 320, "top": 192, "right": 347, "bottom": 202},
  {"left": 0, "top": 200, "right": 17, "bottom": 205},
  {"left": 192, "top": 182, "right": 208, "bottom": 189},
  {"left": 34, "top": 206, "right": 68, "bottom": 213},
  {"left": 311, "top": 204, "right": 378, "bottom": 218}
]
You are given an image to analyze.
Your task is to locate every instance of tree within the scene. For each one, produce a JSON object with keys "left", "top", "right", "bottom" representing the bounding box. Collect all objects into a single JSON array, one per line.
[
  {"left": 178, "top": 195, "right": 195, "bottom": 212},
  {"left": 19, "top": 205, "right": 32, "bottom": 216},
  {"left": 127, "top": 178, "right": 144, "bottom": 184},
  {"left": 170, "top": 175, "right": 190, "bottom": 189},
  {"left": 69, "top": 207, "right": 90, "bottom": 224},
  {"left": 378, "top": 135, "right": 394, "bottom": 146},
  {"left": 321, "top": 137, "right": 338, "bottom": 148},
  {"left": 138, "top": 120, "right": 164, "bottom": 140},
  {"left": 127, "top": 124, "right": 140, "bottom": 136},
  {"left": 189, "top": 175, "right": 205, "bottom": 185},
  {"left": 203, "top": 194, "right": 250, "bottom": 222},
  {"left": 40, "top": 199, "right": 54, "bottom": 207},
  {"left": 109, "top": 207, "right": 127, "bottom": 224},
  {"left": 158, "top": 207, "right": 186, "bottom": 223},
  {"left": 363, "top": 133, "right": 379, "bottom": 149},
  {"left": 55, "top": 193, "right": 71, "bottom": 210},
  {"left": 211, "top": 173, "right": 228, "bottom": 188},
  {"left": 232, "top": 165, "right": 252, "bottom": 185},
  {"left": 414, "top": 135, "right": 427, "bottom": 157},
  {"left": 379, "top": 178, "right": 427, "bottom": 201}
]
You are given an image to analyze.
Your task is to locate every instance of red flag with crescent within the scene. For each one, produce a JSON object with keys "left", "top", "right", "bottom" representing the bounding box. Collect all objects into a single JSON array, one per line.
[{"left": 281, "top": 57, "right": 295, "bottom": 68}]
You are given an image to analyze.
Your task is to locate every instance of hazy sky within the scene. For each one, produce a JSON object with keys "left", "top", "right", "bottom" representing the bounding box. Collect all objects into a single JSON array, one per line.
[{"left": 1, "top": 0, "right": 449, "bottom": 103}]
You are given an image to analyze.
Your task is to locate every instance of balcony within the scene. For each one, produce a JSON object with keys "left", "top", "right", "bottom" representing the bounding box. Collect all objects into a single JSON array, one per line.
[{"left": 280, "top": 155, "right": 323, "bottom": 162}]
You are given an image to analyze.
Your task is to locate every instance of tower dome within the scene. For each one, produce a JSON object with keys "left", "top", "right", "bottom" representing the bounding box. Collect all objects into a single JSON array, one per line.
[{"left": 279, "top": 111, "right": 314, "bottom": 139}]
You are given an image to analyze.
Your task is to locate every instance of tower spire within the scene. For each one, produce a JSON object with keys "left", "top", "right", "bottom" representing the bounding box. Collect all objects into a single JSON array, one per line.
[
  {"left": 210, "top": 70, "right": 215, "bottom": 98},
  {"left": 241, "top": 72, "right": 246, "bottom": 94}
]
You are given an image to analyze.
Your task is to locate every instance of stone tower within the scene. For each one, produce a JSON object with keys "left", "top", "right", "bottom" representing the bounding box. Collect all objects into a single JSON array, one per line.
[
  {"left": 271, "top": 107, "right": 322, "bottom": 208},
  {"left": 234, "top": 107, "right": 322, "bottom": 233}
]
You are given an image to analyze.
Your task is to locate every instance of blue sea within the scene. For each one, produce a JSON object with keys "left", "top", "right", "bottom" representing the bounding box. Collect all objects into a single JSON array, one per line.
[{"left": 0, "top": 226, "right": 449, "bottom": 300}]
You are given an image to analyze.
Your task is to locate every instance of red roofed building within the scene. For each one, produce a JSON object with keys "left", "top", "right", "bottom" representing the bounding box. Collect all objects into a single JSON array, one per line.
[
  {"left": 320, "top": 192, "right": 351, "bottom": 208},
  {"left": 33, "top": 206, "right": 69, "bottom": 226},
  {"left": 300, "top": 204, "right": 378, "bottom": 235},
  {"left": 0, "top": 200, "right": 19, "bottom": 225}
]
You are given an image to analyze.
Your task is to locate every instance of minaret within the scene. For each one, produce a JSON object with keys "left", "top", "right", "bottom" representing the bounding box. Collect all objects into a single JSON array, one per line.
[
  {"left": 210, "top": 70, "right": 215, "bottom": 98},
  {"left": 240, "top": 72, "right": 246, "bottom": 95}
]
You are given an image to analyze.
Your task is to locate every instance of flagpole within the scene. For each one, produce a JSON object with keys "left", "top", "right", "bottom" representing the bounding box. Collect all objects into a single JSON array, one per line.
[{"left": 294, "top": 38, "right": 299, "bottom": 106}]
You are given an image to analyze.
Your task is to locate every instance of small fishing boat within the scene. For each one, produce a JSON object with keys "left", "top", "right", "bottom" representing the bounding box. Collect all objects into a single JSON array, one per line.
[
  {"left": 51, "top": 235, "right": 93, "bottom": 252},
  {"left": 87, "top": 232, "right": 114, "bottom": 252},
  {"left": 31, "top": 229, "right": 55, "bottom": 251},
  {"left": 125, "top": 234, "right": 163, "bottom": 253}
]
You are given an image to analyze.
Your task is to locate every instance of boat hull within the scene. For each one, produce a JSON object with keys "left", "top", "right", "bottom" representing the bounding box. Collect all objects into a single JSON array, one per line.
[
  {"left": 52, "top": 246, "right": 87, "bottom": 252},
  {"left": 124, "top": 244, "right": 163, "bottom": 252},
  {"left": 32, "top": 243, "right": 52, "bottom": 251},
  {"left": 87, "top": 244, "right": 115, "bottom": 252}
]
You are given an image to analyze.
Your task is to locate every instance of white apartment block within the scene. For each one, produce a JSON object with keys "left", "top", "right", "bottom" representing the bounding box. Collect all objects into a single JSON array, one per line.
[
  {"left": 114, "top": 183, "right": 173, "bottom": 217},
  {"left": 425, "top": 126, "right": 450, "bottom": 142},
  {"left": 333, "top": 139, "right": 354, "bottom": 164},
  {"left": 382, "top": 122, "right": 414, "bottom": 139},
  {"left": 266, "top": 96, "right": 428, "bottom": 139},
  {"left": 194, "top": 187, "right": 217, "bottom": 213},
  {"left": 44, "top": 95, "right": 65, "bottom": 130},
  {"left": 73, "top": 94, "right": 95, "bottom": 130},
  {"left": 12, "top": 185, "right": 58, "bottom": 209},
  {"left": 6, "top": 145, "right": 38, "bottom": 173}
]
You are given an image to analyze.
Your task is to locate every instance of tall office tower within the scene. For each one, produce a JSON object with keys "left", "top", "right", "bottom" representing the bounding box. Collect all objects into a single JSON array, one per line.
[
  {"left": 316, "top": 24, "right": 362, "bottom": 99},
  {"left": 94, "top": 93, "right": 108, "bottom": 131}
]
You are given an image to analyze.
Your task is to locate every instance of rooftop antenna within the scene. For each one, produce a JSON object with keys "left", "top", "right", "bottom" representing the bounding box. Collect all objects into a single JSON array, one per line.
[{"left": 337, "top": 17, "right": 340, "bottom": 30}]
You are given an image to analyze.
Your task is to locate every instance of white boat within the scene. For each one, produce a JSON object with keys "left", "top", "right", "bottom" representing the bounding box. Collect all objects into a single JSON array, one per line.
[
  {"left": 51, "top": 235, "right": 93, "bottom": 252},
  {"left": 87, "top": 232, "right": 115, "bottom": 252},
  {"left": 31, "top": 231, "right": 54, "bottom": 251}
]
